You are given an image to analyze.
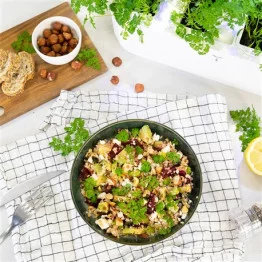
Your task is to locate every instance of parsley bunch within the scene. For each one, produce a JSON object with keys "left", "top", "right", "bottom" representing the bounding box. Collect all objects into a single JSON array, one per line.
[
  {"left": 230, "top": 106, "right": 261, "bottom": 151},
  {"left": 49, "top": 118, "right": 89, "bottom": 156},
  {"left": 76, "top": 48, "right": 101, "bottom": 70},
  {"left": 11, "top": 31, "right": 35, "bottom": 54}
]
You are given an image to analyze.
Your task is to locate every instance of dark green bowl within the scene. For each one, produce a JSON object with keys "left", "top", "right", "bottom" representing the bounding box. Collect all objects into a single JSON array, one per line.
[{"left": 70, "top": 119, "right": 202, "bottom": 245}]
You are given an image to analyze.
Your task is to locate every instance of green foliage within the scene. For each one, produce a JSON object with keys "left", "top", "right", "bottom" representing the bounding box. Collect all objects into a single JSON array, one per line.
[
  {"left": 125, "top": 144, "right": 135, "bottom": 154},
  {"left": 131, "top": 189, "right": 142, "bottom": 198},
  {"left": 139, "top": 175, "right": 159, "bottom": 190},
  {"left": 131, "top": 127, "right": 140, "bottom": 137},
  {"left": 172, "top": 138, "right": 179, "bottom": 146},
  {"left": 156, "top": 201, "right": 165, "bottom": 214},
  {"left": 115, "top": 167, "right": 123, "bottom": 176},
  {"left": 84, "top": 177, "right": 98, "bottom": 203},
  {"left": 140, "top": 160, "right": 151, "bottom": 172},
  {"left": 116, "top": 129, "right": 129, "bottom": 142},
  {"left": 11, "top": 31, "right": 35, "bottom": 54},
  {"left": 230, "top": 106, "right": 261, "bottom": 151},
  {"left": 135, "top": 146, "right": 144, "bottom": 155},
  {"left": 171, "top": 0, "right": 262, "bottom": 56},
  {"left": 163, "top": 177, "right": 171, "bottom": 186},
  {"left": 71, "top": 0, "right": 162, "bottom": 42},
  {"left": 49, "top": 118, "right": 89, "bottom": 156},
  {"left": 112, "top": 184, "right": 132, "bottom": 196},
  {"left": 76, "top": 48, "right": 101, "bottom": 70},
  {"left": 117, "top": 198, "right": 148, "bottom": 224},
  {"left": 166, "top": 152, "right": 180, "bottom": 164}
]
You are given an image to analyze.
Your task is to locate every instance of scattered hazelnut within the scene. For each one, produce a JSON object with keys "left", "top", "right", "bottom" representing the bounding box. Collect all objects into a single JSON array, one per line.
[
  {"left": 58, "top": 34, "right": 65, "bottom": 43},
  {"left": 43, "top": 28, "right": 52, "bottom": 38},
  {"left": 135, "top": 83, "right": 144, "bottom": 93},
  {"left": 71, "top": 61, "right": 83, "bottom": 70},
  {"left": 39, "top": 69, "right": 47, "bottom": 79},
  {"left": 63, "top": 32, "right": 72, "bottom": 41},
  {"left": 47, "top": 71, "right": 56, "bottom": 81},
  {"left": 68, "top": 38, "right": 78, "bottom": 48},
  {"left": 110, "top": 76, "right": 119, "bottom": 85},
  {"left": 61, "top": 25, "right": 71, "bottom": 33},
  {"left": 60, "top": 45, "right": 68, "bottom": 54},
  {"left": 46, "top": 50, "right": 56, "bottom": 57},
  {"left": 48, "top": 34, "right": 58, "bottom": 45},
  {"left": 52, "top": 21, "right": 62, "bottom": 31},
  {"left": 112, "top": 57, "right": 122, "bottom": 67},
  {"left": 40, "top": 46, "right": 51, "bottom": 55},
  {"left": 52, "top": 43, "right": 62, "bottom": 53},
  {"left": 37, "top": 37, "right": 46, "bottom": 47}
]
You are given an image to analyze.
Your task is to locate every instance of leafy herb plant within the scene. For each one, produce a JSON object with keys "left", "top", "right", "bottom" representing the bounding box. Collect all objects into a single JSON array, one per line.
[
  {"left": 230, "top": 106, "right": 261, "bottom": 152},
  {"left": 76, "top": 48, "right": 101, "bottom": 70},
  {"left": 71, "top": 0, "right": 162, "bottom": 42},
  {"left": 11, "top": 31, "right": 35, "bottom": 54},
  {"left": 49, "top": 118, "right": 89, "bottom": 156}
]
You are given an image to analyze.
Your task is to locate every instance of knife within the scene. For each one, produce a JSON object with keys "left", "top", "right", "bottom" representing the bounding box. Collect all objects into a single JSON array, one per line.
[{"left": 0, "top": 170, "right": 66, "bottom": 207}]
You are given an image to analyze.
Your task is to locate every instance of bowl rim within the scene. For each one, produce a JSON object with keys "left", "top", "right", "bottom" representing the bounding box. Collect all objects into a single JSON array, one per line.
[
  {"left": 70, "top": 119, "right": 203, "bottom": 245},
  {"left": 32, "top": 15, "right": 82, "bottom": 61}
]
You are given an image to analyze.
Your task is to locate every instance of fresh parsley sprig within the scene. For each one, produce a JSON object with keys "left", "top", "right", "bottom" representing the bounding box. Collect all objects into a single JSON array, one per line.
[
  {"left": 49, "top": 118, "right": 89, "bottom": 156},
  {"left": 76, "top": 48, "right": 101, "bottom": 70},
  {"left": 11, "top": 31, "right": 35, "bottom": 54},
  {"left": 230, "top": 106, "right": 261, "bottom": 151}
]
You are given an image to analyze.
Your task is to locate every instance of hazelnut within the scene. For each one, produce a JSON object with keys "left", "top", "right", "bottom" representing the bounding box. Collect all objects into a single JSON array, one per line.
[
  {"left": 52, "top": 43, "right": 62, "bottom": 53},
  {"left": 60, "top": 45, "right": 68, "bottom": 54},
  {"left": 46, "top": 39, "right": 51, "bottom": 46},
  {"left": 68, "top": 38, "right": 78, "bottom": 48},
  {"left": 56, "top": 53, "right": 61, "bottom": 57},
  {"left": 48, "top": 34, "right": 58, "bottom": 44},
  {"left": 40, "top": 46, "right": 51, "bottom": 55},
  {"left": 62, "top": 41, "right": 68, "bottom": 46},
  {"left": 61, "top": 25, "right": 71, "bottom": 33},
  {"left": 37, "top": 37, "right": 46, "bottom": 47},
  {"left": 71, "top": 61, "right": 83, "bottom": 70},
  {"left": 63, "top": 32, "right": 72, "bottom": 41},
  {"left": 52, "top": 29, "right": 59, "bottom": 35},
  {"left": 39, "top": 69, "right": 47, "bottom": 79},
  {"left": 110, "top": 76, "right": 119, "bottom": 85},
  {"left": 43, "top": 28, "right": 52, "bottom": 38},
  {"left": 58, "top": 34, "right": 65, "bottom": 43},
  {"left": 67, "top": 46, "right": 74, "bottom": 53},
  {"left": 112, "top": 57, "right": 122, "bottom": 67},
  {"left": 52, "top": 21, "right": 62, "bottom": 31},
  {"left": 135, "top": 83, "right": 144, "bottom": 93},
  {"left": 46, "top": 50, "right": 56, "bottom": 57},
  {"left": 47, "top": 71, "right": 56, "bottom": 81}
]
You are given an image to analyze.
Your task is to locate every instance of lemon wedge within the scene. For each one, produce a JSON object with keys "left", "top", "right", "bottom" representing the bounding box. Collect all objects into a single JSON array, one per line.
[{"left": 244, "top": 137, "right": 262, "bottom": 176}]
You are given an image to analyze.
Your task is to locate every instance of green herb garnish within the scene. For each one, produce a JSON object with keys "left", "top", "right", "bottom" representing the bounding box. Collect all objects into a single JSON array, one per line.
[
  {"left": 115, "top": 167, "right": 123, "bottom": 176},
  {"left": 76, "top": 48, "right": 101, "bottom": 70},
  {"left": 135, "top": 146, "right": 143, "bottom": 155},
  {"left": 230, "top": 106, "right": 261, "bottom": 151},
  {"left": 166, "top": 152, "right": 180, "bottom": 164},
  {"left": 49, "top": 118, "right": 89, "bottom": 156},
  {"left": 131, "top": 189, "right": 142, "bottom": 198},
  {"left": 139, "top": 175, "right": 159, "bottom": 191},
  {"left": 140, "top": 160, "right": 151, "bottom": 173},
  {"left": 131, "top": 128, "right": 140, "bottom": 137},
  {"left": 156, "top": 201, "right": 165, "bottom": 215},
  {"left": 112, "top": 184, "right": 131, "bottom": 196},
  {"left": 11, "top": 31, "right": 35, "bottom": 54},
  {"left": 115, "top": 129, "right": 129, "bottom": 142},
  {"left": 152, "top": 154, "right": 165, "bottom": 163},
  {"left": 84, "top": 177, "right": 98, "bottom": 203},
  {"left": 163, "top": 177, "right": 171, "bottom": 186},
  {"left": 172, "top": 138, "right": 179, "bottom": 146}
]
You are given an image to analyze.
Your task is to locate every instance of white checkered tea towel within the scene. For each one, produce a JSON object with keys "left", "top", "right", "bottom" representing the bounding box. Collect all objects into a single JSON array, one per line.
[{"left": 0, "top": 89, "right": 244, "bottom": 262}]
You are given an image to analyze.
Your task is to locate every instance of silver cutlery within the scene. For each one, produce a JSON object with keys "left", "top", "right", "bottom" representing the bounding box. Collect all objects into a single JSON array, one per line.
[
  {"left": 0, "top": 170, "right": 65, "bottom": 207},
  {"left": 0, "top": 186, "right": 54, "bottom": 245}
]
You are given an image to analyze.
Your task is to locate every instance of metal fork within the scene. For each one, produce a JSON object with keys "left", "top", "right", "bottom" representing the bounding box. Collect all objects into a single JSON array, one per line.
[{"left": 0, "top": 186, "right": 53, "bottom": 245}]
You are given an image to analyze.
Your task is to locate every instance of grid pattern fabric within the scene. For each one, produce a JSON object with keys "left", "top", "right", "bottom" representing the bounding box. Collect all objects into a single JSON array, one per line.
[{"left": 0, "top": 90, "right": 244, "bottom": 262}]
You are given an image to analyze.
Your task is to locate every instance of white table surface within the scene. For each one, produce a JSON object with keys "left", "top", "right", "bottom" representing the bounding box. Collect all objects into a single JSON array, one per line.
[{"left": 0, "top": 1, "right": 262, "bottom": 261}]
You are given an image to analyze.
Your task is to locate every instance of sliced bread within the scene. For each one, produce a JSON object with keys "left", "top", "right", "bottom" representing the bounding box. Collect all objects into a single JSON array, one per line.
[
  {"left": 1, "top": 51, "right": 35, "bottom": 96},
  {"left": 0, "top": 50, "right": 18, "bottom": 84}
]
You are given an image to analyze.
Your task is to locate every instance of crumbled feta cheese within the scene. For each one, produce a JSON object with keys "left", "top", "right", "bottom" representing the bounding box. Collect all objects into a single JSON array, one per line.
[
  {"left": 112, "top": 139, "right": 121, "bottom": 145},
  {"left": 137, "top": 154, "right": 143, "bottom": 160},
  {"left": 149, "top": 212, "right": 158, "bottom": 221},
  {"left": 117, "top": 212, "right": 124, "bottom": 219},
  {"left": 161, "top": 145, "right": 170, "bottom": 153},
  {"left": 98, "top": 192, "right": 107, "bottom": 199},
  {"left": 99, "top": 154, "right": 105, "bottom": 161},
  {"left": 99, "top": 140, "right": 106, "bottom": 145},
  {"left": 153, "top": 133, "right": 160, "bottom": 142},
  {"left": 138, "top": 162, "right": 142, "bottom": 170},
  {"left": 95, "top": 218, "right": 112, "bottom": 230},
  {"left": 122, "top": 178, "right": 132, "bottom": 186},
  {"left": 181, "top": 213, "right": 187, "bottom": 220},
  {"left": 92, "top": 173, "right": 98, "bottom": 180},
  {"left": 87, "top": 156, "right": 93, "bottom": 163}
]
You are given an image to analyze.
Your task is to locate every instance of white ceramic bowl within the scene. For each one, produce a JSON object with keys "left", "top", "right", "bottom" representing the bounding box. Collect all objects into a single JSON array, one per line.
[{"left": 32, "top": 16, "right": 82, "bottom": 65}]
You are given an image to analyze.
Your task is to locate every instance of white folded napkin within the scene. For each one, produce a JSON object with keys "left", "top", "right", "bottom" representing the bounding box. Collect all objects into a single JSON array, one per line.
[{"left": 0, "top": 89, "right": 244, "bottom": 262}]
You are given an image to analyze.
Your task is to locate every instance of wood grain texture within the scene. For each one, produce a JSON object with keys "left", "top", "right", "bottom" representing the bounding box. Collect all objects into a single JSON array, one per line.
[{"left": 0, "top": 2, "right": 107, "bottom": 126}]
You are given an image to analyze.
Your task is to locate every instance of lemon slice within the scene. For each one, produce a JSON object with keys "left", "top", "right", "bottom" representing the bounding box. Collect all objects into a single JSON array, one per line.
[{"left": 244, "top": 137, "right": 262, "bottom": 176}]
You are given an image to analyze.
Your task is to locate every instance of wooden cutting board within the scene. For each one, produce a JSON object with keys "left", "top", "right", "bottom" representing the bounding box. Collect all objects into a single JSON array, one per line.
[{"left": 0, "top": 2, "right": 107, "bottom": 126}]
